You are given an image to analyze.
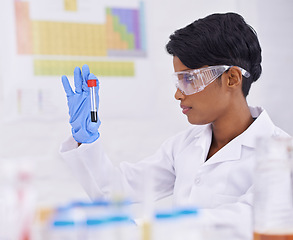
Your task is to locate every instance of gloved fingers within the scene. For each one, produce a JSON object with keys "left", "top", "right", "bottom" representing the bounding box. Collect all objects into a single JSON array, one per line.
[
  {"left": 87, "top": 73, "right": 100, "bottom": 89},
  {"left": 81, "top": 64, "right": 91, "bottom": 92},
  {"left": 74, "top": 66, "right": 83, "bottom": 94},
  {"left": 82, "top": 64, "right": 90, "bottom": 82},
  {"left": 87, "top": 119, "right": 101, "bottom": 133},
  {"left": 88, "top": 73, "right": 98, "bottom": 81},
  {"left": 88, "top": 73, "right": 98, "bottom": 80},
  {"left": 71, "top": 117, "right": 101, "bottom": 143},
  {"left": 61, "top": 75, "right": 74, "bottom": 97}
]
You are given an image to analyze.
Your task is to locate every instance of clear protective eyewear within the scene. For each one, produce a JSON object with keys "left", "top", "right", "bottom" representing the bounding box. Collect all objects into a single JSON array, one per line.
[{"left": 173, "top": 65, "right": 250, "bottom": 95}]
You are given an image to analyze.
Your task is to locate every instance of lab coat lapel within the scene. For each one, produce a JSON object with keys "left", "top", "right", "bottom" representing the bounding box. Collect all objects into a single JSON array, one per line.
[
  {"left": 182, "top": 124, "right": 242, "bottom": 166},
  {"left": 194, "top": 125, "right": 213, "bottom": 162},
  {"left": 203, "top": 108, "right": 277, "bottom": 166},
  {"left": 174, "top": 125, "right": 212, "bottom": 174},
  {"left": 173, "top": 125, "right": 212, "bottom": 204},
  {"left": 203, "top": 138, "right": 243, "bottom": 166},
  {"left": 240, "top": 108, "right": 278, "bottom": 148}
]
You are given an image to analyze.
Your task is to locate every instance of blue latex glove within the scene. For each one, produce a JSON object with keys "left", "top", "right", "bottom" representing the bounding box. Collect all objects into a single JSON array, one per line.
[{"left": 61, "top": 64, "right": 101, "bottom": 143}]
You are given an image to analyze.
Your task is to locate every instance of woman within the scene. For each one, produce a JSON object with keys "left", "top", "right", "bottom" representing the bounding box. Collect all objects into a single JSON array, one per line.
[{"left": 60, "top": 12, "right": 289, "bottom": 240}]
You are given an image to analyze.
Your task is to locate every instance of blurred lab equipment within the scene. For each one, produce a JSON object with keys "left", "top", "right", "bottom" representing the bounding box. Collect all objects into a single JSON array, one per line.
[
  {"left": 44, "top": 200, "right": 138, "bottom": 240},
  {"left": 254, "top": 137, "right": 293, "bottom": 240},
  {"left": 0, "top": 158, "right": 36, "bottom": 240},
  {"left": 152, "top": 207, "right": 200, "bottom": 240}
]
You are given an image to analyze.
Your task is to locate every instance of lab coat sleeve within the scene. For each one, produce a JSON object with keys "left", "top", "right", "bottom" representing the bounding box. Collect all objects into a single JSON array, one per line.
[
  {"left": 60, "top": 136, "right": 176, "bottom": 202},
  {"left": 200, "top": 186, "right": 253, "bottom": 240}
]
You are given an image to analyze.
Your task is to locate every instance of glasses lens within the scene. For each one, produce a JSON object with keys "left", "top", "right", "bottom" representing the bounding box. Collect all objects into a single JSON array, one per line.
[{"left": 175, "top": 71, "right": 203, "bottom": 95}]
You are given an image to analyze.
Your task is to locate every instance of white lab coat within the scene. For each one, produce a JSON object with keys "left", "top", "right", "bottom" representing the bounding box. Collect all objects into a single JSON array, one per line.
[{"left": 60, "top": 106, "right": 289, "bottom": 240}]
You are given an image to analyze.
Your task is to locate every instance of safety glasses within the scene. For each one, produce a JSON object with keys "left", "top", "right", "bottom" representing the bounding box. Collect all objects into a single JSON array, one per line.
[{"left": 173, "top": 65, "right": 250, "bottom": 95}]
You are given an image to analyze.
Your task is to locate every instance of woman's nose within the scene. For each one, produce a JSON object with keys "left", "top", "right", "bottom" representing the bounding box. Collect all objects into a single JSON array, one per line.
[{"left": 175, "top": 88, "right": 185, "bottom": 100}]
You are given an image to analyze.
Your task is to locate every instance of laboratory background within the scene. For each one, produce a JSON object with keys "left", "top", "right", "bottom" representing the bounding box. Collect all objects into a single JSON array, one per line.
[{"left": 0, "top": 0, "right": 293, "bottom": 234}]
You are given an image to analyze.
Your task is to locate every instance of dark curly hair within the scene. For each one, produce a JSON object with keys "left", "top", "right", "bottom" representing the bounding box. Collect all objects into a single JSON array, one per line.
[{"left": 166, "top": 12, "right": 262, "bottom": 97}]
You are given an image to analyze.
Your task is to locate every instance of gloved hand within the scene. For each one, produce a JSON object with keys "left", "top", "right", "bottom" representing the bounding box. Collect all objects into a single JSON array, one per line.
[{"left": 61, "top": 64, "right": 101, "bottom": 144}]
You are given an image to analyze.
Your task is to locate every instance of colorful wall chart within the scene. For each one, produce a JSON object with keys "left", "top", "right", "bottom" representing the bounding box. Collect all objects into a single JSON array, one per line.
[{"left": 14, "top": 0, "right": 146, "bottom": 76}]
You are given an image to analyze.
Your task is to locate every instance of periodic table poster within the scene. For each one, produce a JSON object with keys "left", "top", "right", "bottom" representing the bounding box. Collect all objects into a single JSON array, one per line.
[{"left": 0, "top": 0, "right": 150, "bottom": 121}]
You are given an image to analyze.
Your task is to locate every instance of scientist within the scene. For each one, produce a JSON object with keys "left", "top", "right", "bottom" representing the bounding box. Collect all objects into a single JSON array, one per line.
[{"left": 60, "top": 12, "right": 289, "bottom": 240}]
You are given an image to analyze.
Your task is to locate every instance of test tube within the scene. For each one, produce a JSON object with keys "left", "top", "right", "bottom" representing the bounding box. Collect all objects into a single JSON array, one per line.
[{"left": 87, "top": 79, "right": 97, "bottom": 122}]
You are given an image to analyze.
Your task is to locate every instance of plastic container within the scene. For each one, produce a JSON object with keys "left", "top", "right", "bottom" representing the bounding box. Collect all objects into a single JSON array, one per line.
[
  {"left": 253, "top": 137, "right": 293, "bottom": 239},
  {"left": 87, "top": 214, "right": 138, "bottom": 240},
  {"left": 153, "top": 207, "right": 199, "bottom": 240},
  {"left": 47, "top": 206, "right": 87, "bottom": 240}
]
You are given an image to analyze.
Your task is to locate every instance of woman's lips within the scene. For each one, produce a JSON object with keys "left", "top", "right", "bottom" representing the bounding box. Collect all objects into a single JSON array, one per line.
[{"left": 181, "top": 105, "right": 192, "bottom": 114}]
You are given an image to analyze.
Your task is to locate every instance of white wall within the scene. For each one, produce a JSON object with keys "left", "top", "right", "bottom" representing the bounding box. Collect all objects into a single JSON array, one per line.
[
  {"left": 0, "top": 0, "right": 292, "bottom": 208},
  {"left": 247, "top": 0, "right": 293, "bottom": 134}
]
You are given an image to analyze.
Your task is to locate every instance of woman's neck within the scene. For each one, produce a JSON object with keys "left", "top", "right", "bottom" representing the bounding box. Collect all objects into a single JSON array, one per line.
[{"left": 207, "top": 102, "right": 254, "bottom": 160}]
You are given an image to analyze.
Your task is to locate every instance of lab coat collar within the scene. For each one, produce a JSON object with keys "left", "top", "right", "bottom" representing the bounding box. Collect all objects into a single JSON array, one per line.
[
  {"left": 193, "top": 106, "right": 276, "bottom": 165},
  {"left": 240, "top": 106, "right": 276, "bottom": 148}
]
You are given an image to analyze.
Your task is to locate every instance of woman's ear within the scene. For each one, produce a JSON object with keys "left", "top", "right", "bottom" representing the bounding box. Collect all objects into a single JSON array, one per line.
[{"left": 226, "top": 66, "right": 242, "bottom": 87}]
